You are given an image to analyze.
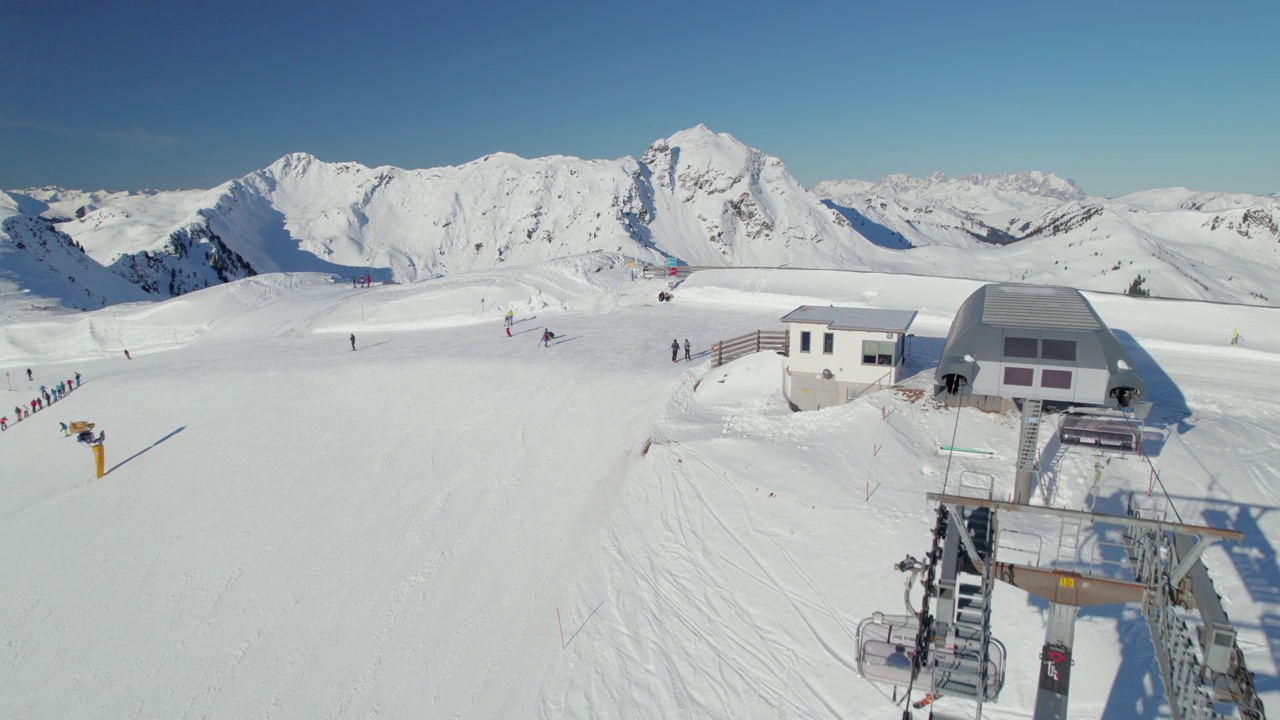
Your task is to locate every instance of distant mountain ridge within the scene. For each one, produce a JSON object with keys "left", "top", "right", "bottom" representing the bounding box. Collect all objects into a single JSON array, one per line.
[
  {"left": 3, "top": 127, "right": 1279, "bottom": 313},
  {"left": 815, "top": 170, "right": 1280, "bottom": 304},
  {"left": 2, "top": 125, "right": 885, "bottom": 310}
]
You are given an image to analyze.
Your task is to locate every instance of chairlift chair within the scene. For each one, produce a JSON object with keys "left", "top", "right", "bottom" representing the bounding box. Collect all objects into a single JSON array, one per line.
[{"left": 1057, "top": 408, "right": 1141, "bottom": 453}]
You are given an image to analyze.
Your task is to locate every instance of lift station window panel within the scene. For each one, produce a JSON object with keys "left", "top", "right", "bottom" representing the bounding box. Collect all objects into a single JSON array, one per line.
[
  {"left": 1004, "top": 367, "right": 1034, "bottom": 386},
  {"left": 1004, "top": 337, "right": 1039, "bottom": 359},
  {"left": 1041, "top": 339, "right": 1077, "bottom": 362}
]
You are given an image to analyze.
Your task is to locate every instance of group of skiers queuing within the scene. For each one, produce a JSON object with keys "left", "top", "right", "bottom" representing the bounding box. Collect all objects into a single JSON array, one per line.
[{"left": 2, "top": 370, "right": 82, "bottom": 432}]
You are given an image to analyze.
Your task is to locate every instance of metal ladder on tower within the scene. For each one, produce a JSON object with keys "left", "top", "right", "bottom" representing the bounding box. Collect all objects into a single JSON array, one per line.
[
  {"left": 1055, "top": 517, "right": 1084, "bottom": 572},
  {"left": 930, "top": 506, "right": 999, "bottom": 715},
  {"left": 1124, "top": 523, "right": 1227, "bottom": 720},
  {"left": 1013, "top": 399, "right": 1044, "bottom": 504}
]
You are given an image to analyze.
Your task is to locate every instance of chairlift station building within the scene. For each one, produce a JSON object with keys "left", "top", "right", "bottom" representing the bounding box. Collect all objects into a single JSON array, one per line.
[
  {"left": 933, "top": 284, "right": 1146, "bottom": 409},
  {"left": 781, "top": 305, "right": 918, "bottom": 411}
]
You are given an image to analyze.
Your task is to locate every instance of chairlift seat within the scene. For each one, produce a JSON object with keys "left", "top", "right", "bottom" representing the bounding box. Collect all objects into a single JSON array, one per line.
[{"left": 1059, "top": 411, "right": 1140, "bottom": 452}]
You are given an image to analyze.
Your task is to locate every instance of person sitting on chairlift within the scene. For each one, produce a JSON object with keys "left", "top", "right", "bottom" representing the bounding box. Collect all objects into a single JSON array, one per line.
[{"left": 886, "top": 644, "right": 913, "bottom": 669}]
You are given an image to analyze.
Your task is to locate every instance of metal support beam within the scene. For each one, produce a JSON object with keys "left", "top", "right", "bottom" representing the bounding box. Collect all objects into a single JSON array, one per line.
[
  {"left": 1169, "top": 535, "right": 1213, "bottom": 588},
  {"left": 927, "top": 493, "right": 1243, "bottom": 541},
  {"left": 995, "top": 563, "right": 1146, "bottom": 606}
]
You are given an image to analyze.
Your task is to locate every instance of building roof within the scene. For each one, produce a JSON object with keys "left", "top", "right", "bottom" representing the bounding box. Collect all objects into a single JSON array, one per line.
[
  {"left": 979, "top": 284, "right": 1102, "bottom": 330},
  {"left": 781, "top": 306, "right": 918, "bottom": 333}
]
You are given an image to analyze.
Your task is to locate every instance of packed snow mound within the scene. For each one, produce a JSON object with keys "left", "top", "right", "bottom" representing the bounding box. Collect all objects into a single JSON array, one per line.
[{"left": 0, "top": 254, "right": 635, "bottom": 364}]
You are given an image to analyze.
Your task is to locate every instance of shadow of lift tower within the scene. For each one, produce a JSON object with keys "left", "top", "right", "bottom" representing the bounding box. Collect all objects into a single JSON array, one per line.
[{"left": 854, "top": 283, "right": 1266, "bottom": 720}]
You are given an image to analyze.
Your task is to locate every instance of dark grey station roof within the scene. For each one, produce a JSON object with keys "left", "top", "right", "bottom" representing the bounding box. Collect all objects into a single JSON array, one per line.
[
  {"left": 781, "top": 306, "right": 918, "bottom": 333},
  {"left": 980, "top": 284, "right": 1102, "bottom": 330}
]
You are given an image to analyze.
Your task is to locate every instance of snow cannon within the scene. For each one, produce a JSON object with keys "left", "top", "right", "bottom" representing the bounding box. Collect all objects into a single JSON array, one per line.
[{"left": 69, "top": 421, "right": 105, "bottom": 478}]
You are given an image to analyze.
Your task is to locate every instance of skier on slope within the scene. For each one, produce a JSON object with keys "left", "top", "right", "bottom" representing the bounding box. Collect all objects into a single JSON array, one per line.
[
  {"left": 671, "top": 339, "right": 679, "bottom": 363},
  {"left": 683, "top": 339, "right": 691, "bottom": 362},
  {"left": 26, "top": 368, "right": 33, "bottom": 381},
  {"left": 350, "top": 333, "right": 356, "bottom": 351},
  {"left": 542, "top": 330, "right": 555, "bottom": 347}
]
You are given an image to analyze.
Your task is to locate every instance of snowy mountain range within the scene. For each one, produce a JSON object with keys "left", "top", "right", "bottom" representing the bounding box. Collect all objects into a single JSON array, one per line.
[
  {"left": 815, "top": 171, "right": 1280, "bottom": 304},
  {"left": 3, "top": 125, "right": 1278, "bottom": 316}
]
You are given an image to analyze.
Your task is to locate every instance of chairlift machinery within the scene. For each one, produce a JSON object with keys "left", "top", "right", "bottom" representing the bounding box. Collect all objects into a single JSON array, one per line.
[
  {"left": 856, "top": 396, "right": 1263, "bottom": 719},
  {"left": 853, "top": 283, "right": 1265, "bottom": 719}
]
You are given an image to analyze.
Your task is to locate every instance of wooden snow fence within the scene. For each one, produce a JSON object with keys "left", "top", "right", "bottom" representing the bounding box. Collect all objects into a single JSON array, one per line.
[{"left": 711, "top": 329, "right": 789, "bottom": 368}]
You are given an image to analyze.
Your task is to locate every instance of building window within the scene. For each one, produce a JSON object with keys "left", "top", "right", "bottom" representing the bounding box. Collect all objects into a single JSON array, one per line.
[
  {"left": 1004, "top": 337, "right": 1038, "bottom": 359},
  {"left": 862, "top": 340, "right": 895, "bottom": 365},
  {"left": 1041, "top": 369, "right": 1073, "bottom": 389},
  {"left": 1003, "top": 367, "right": 1034, "bottom": 386},
  {"left": 1041, "top": 339, "right": 1077, "bottom": 362},
  {"left": 823, "top": 333, "right": 834, "bottom": 354},
  {"left": 800, "top": 331, "right": 811, "bottom": 353}
]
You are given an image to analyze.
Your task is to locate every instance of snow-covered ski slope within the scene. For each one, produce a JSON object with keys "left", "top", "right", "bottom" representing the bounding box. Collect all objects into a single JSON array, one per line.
[{"left": 3, "top": 256, "right": 1279, "bottom": 719}]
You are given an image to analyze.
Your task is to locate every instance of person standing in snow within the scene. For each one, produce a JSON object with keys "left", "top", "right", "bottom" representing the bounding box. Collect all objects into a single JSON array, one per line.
[
  {"left": 505, "top": 326, "right": 511, "bottom": 337},
  {"left": 124, "top": 349, "right": 131, "bottom": 360},
  {"left": 505, "top": 309, "right": 514, "bottom": 327},
  {"left": 542, "top": 330, "right": 554, "bottom": 347},
  {"left": 1, "top": 416, "right": 7, "bottom": 431},
  {"left": 684, "top": 339, "right": 691, "bottom": 362},
  {"left": 671, "top": 339, "right": 679, "bottom": 363},
  {"left": 26, "top": 368, "right": 32, "bottom": 381},
  {"left": 75, "top": 372, "right": 81, "bottom": 387},
  {"left": 350, "top": 333, "right": 356, "bottom": 351},
  {"left": 365, "top": 273, "right": 371, "bottom": 287}
]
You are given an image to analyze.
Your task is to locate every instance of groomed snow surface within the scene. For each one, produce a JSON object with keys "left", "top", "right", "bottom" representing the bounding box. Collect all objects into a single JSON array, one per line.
[{"left": 3, "top": 257, "right": 1279, "bottom": 719}]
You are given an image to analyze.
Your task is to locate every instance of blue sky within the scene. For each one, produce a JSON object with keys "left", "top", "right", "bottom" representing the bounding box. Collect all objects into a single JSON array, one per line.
[{"left": 2, "top": 1, "right": 1276, "bottom": 197}]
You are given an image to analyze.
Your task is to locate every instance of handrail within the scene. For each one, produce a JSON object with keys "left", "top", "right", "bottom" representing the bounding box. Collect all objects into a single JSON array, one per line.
[{"left": 712, "top": 329, "right": 789, "bottom": 367}]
